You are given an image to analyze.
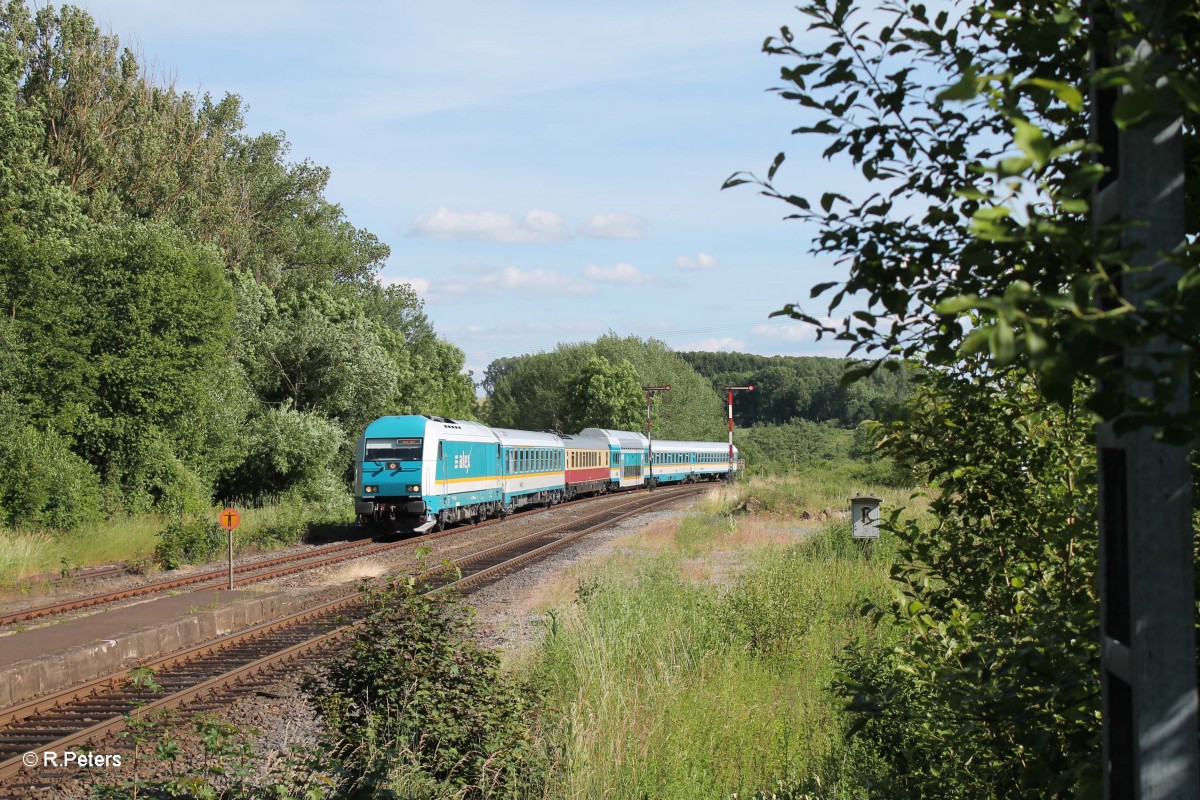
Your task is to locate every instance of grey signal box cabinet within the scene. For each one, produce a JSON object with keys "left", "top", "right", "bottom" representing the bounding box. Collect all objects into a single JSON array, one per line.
[{"left": 850, "top": 495, "right": 882, "bottom": 539}]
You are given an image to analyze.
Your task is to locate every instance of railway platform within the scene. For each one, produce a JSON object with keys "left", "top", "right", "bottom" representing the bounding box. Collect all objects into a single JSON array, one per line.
[{"left": 0, "top": 587, "right": 306, "bottom": 708}]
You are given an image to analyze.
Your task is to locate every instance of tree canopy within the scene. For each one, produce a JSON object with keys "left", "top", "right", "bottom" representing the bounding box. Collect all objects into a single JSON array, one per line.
[
  {"left": 0, "top": 1, "right": 475, "bottom": 525},
  {"left": 679, "top": 351, "right": 912, "bottom": 427},
  {"left": 484, "top": 334, "right": 725, "bottom": 440},
  {"left": 727, "top": 0, "right": 1199, "bottom": 794}
]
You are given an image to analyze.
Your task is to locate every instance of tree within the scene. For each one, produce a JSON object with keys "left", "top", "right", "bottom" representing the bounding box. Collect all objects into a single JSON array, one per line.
[
  {"left": 839, "top": 366, "right": 1100, "bottom": 797},
  {"left": 0, "top": 0, "right": 479, "bottom": 518},
  {"left": 563, "top": 356, "right": 643, "bottom": 432},
  {"left": 726, "top": 0, "right": 1198, "bottom": 425},
  {"left": 484, "top": 335, "right": 726, "bottom": 439},
  {"left": 725, "top": 0, "right": 1199, "bottom": 792}
]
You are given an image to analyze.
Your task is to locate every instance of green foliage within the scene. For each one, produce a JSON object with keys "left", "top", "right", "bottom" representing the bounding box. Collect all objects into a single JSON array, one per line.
[
  {"left": 0, "top": 408, "right": 102, "bottom": 529},
  {"left": 730, "top": 0, "right": 1199, "bottom": 431},
  {"left": 154, "top": 518, "right": 225, "bottom": 570},
  {"left": 679, "top": 352, "right": 914, "bottom": 428},
  {"left": 222, "top": 405, "right": 346, "bottom": 504},
  {"left": 305, "top": 580, "right": 548, "bottom": 798},
  {"left": 729, "top": 1, "right": 1198, "bottom": 793},
  {"left": 0, "top": 0, "right": 476, "bottom": 529},
  {"left": 563, "top": 355, "right": 644, "bottom": 431},
  {"left": 837, "top": 367, "right": 1100, "bottom": 798},
  {"left": 485, "top": 333, "right": 725, "bottom": 439}
]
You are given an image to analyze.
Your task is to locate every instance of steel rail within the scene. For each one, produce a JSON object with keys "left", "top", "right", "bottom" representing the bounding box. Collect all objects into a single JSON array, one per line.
[
  {"left": 0, "top": 482, "right": 665, "bottom": 628},
  {"left": 0, "top": 484, "right": 706, "bottom": 788}
]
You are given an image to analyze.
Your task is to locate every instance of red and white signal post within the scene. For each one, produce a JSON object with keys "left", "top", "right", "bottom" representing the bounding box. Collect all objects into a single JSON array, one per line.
[{"left": 723, "top": 385, "right": 753, "bottom": 482}]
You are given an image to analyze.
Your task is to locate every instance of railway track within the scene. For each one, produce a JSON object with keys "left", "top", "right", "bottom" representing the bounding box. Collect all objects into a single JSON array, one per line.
[
  {"left": 0, "top": 485, "right": 656, "bottom": 629},
  {"left": 0, "top": 483, "right": 706, "bottom": 794}
]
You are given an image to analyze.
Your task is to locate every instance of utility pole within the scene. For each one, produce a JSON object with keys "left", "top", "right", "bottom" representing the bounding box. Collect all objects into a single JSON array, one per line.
[
  {"left": 1090, "top": 2, "right": 1198, "bottom": 796},
  {"left": 722, "top": 385, "right": 754, "bottom": 482},
  {"left": 642, "top": 385, "right": 670, "bottom": 489}
]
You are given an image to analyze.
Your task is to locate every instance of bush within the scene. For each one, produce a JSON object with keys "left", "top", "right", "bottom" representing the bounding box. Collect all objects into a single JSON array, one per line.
[
  {"left": 238, "top": 506, "right": 307, "bottom": 551},
  {"left": 0, "top": 420, "right": 103, "bottom": 530},
  {"left": 304, "top": 580, "right": 548, "bottom": 798},
  {"left": 221, "top": 405, "right": 346, "bottom": 502},
  {"left": 154, "top": 518, "right": 225, "bottom": 569}
]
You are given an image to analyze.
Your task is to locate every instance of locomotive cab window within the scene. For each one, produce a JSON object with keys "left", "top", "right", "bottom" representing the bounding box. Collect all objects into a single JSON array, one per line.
[{"left": 365, "top": 438, "right": 423, "bottom": 461}]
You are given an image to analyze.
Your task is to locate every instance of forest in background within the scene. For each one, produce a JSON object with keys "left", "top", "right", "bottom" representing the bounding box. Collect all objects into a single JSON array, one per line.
[
  {"left": 482, "top": 340, "right": 911, "bottom": 481},
  {"left": 0, "top": 2, "right": 475, "bottom": 532},
  {"left": 678, "top": 351, "right": 912, "bottom": 428}
]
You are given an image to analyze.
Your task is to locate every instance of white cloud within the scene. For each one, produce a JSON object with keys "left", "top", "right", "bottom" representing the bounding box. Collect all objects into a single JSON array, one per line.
[
  {"left": 750, "top": 316, "right": 845, "bottom": 343},
  {"left": 578, "top": 213, "right": 649, "bottom": 239},
  {"left": 381, "top": 275, "right": 430, "bottom": 293},
  {"left": 683, "top": 337, "right": 747, "bottom": 352},
  {"left": 583, "top": 262, "right": 655, "bottom": 286},
  {"left": 385, "top": 265, "right": 596, "bottom": 303},
  {"left": 408, "top": 206, "right": 570, "bottom": 243},
  {"left": 676, "top": 252, "right": 719, "bottom": 271}
]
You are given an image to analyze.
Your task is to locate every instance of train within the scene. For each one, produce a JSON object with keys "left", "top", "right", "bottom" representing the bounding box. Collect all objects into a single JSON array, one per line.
[{"left": 353, "top": 414, "right": 739, "bottom": 531}]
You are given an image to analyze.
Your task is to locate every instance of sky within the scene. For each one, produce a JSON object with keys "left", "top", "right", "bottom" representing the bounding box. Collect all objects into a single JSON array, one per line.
[{"left": 72, "top": 0, "right": 865, "bottom": 381}]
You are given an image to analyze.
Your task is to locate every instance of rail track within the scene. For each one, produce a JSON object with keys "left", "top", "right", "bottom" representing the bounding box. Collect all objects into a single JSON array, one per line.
[
  {"left": 0, "top": 483, "right": 707, "bottom": 794},
  {"left": 0, "top": 484, "right": 671, "bottom": 629}
]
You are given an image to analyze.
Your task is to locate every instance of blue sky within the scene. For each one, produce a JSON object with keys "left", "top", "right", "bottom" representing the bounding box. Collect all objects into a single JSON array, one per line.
[{"left": 75, "top": 0, "right": 863, "bottom": 380}]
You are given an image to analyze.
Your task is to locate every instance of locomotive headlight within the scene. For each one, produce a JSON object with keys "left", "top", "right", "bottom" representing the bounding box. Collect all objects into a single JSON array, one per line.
[
  {"left": 387, "top": 462, "right": 399, "bottom": 470},
  {"left": 408, "top": 484, "right": 421, "bottom": 492},
  {"left": 364, "top": 485, "right": 378, "bottom": 494}
]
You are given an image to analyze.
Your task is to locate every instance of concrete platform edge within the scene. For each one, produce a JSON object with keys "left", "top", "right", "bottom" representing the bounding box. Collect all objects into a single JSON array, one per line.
[{"left": 0, "top": 591, "right": 306, "bottom": 708}]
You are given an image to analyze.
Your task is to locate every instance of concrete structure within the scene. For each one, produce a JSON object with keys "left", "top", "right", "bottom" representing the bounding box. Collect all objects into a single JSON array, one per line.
[
  {"left": 0, "top": 588, "right": 307, "bottom": 708},
  {"left": 850, "top": 495, "right": 881, "bottom": 540}
]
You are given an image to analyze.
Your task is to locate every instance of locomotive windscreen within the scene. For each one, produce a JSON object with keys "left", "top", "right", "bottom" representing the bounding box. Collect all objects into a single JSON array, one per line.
[{"left": 364, "top": 438, "right": 423, "bottom": 461}]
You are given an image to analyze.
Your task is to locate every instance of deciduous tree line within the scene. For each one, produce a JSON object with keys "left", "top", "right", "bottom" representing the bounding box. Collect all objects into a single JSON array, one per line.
[
  {"left": 679, "top": 350, "right": 912, "bottom": 427},
  {"left": 0, "top": 2, "right": 474, "bottom": 529}
]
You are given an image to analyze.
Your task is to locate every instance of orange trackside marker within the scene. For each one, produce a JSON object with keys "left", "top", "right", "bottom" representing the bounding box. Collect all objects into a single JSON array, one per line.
[{"left": 218, "top": 508, "right": 241, "bottom": 531}]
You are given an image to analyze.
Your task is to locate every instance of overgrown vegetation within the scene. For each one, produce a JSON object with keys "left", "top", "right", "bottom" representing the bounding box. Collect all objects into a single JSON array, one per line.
[
  {"left": 527, "top": 481, "right": 904, "bottom": 799},
  {"left": 724, "top": 0, "right": 1200, "bottom": 793},
  {"left": 304, "top": 580, "right": 549, "bottom": 799},
  {"left": 836, "top": 367, "right": 1100, "bottom": 797},
  {"left": 0, "top": 2, "right": 474, "bottom": 552}
]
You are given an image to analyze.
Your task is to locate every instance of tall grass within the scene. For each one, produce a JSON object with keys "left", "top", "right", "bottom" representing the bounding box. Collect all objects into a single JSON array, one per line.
[
  {"left": 0, "top": 496, "right": 354, "bottom": 588},
  {"left": 529, "top": 474, "right": 909, "bottom": 798},
  {"left": 700, "top": 473, "right": 927, "bottom": 523}
]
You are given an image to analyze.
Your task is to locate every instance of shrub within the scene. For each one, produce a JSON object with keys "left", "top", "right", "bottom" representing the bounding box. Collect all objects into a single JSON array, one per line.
[
  {"left": 304, "top": 580, "right": 548, "bottom": 798},
  {"left": 222, "top": 405, "right": 346, "bottom": 502},
  {"left": 0, "top": 421, "right": 103, "bottom": 530},
  {"left": 154, "top": 518, "right": 225, "bottom": 569}
]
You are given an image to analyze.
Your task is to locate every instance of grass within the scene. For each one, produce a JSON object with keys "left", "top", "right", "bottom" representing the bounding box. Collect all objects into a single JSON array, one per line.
[
  {"left": 522, "top": 472, "right": 917, "bottom": 799},
  {"left": 0, "top": 497, "right": 354, "bottom": 591},
  {"left": 0, "top": 515, "right": 164, "bottom": 587}
]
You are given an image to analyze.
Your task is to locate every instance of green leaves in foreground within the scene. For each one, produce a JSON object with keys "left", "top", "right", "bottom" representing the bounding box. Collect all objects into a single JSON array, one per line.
[
  {"left": 304, "top": 581, "right": 548, "bottom": 798},
  {"left": 837, "top": 367, "right": 1100, "bottom": 798}
]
